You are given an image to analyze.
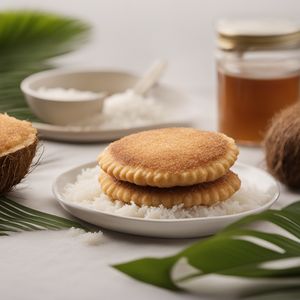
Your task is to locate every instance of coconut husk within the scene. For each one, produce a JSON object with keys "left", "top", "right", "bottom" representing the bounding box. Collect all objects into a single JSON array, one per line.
[
  {"left": 0, "top": 114, "right": 38, "bottom": 195},
  {"left": 0, "top": 139, "right": 38, "bottom": 194},
  {"left": 264, "top": 103, "right": 300, "bottom": 189}
]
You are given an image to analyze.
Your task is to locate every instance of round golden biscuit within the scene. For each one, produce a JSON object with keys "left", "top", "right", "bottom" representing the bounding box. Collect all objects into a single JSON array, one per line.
[
  {"left": 98, "top": 128, "right": 239, "bottom": 187},
  {"left": 99, "top": 170, "right": 241, "bottom": 208}
]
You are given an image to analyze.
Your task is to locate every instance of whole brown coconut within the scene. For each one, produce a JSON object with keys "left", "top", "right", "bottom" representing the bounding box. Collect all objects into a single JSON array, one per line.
[
  {"left": 0, "top": 114, "right": 38, "bottom": 195},
  {"left": 264, "top": 103, "right": 300, "bottom": 188}
]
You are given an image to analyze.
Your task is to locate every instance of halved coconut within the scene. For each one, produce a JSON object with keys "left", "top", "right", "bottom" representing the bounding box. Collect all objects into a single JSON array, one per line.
[{"left": 0, "top": 114, "right": 38, "bottom": 195}]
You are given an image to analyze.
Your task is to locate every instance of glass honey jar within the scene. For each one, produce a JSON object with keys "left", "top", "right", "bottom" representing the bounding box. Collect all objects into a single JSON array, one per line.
[{"left": 216, "top": 19, "right": 300, "bottom": 145}]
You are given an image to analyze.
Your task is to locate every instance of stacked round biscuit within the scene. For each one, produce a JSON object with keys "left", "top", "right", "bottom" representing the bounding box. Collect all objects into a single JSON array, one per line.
[{"left": 98, "top": 128, "right": 241, "bottom": 208}]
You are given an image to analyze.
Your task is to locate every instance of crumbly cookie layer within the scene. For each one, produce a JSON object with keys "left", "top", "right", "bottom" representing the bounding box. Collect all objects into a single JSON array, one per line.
[
  {"left": 98, "top": 128, "right": 239, "bottom": 187},
  {"left": 99, "top": 170, "right": 241, "bottom": 208}
]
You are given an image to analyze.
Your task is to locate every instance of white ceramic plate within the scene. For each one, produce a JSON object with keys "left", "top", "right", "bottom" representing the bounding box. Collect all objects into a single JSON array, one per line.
[
  {"left": 53, "top": 162, "right": 279, "bottom": 238},
  {"left": 31, "top": 71, "right": 195, "bottom": 142},
  {"left": 34, "top": 120, "right": 192, "bottom": 143}
]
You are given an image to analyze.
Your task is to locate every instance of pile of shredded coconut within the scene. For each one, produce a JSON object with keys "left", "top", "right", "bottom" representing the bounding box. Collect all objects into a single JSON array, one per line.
[
  {"left": 68, "top": 227, "right": 103, "bottom": 245},
  {"left": 63, "top": 167, "right": 273, "bottom": 220},
  {"left": 72, "top": 89, "right": 166, "bottom": 129},
  {"left": 37, "top": 87, "right": 100, "bottom": 101}
]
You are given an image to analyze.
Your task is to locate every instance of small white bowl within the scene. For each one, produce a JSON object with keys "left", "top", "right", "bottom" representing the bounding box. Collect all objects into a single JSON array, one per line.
[{"left": 21, "top": 69, "right": 112, "bottom": 126}]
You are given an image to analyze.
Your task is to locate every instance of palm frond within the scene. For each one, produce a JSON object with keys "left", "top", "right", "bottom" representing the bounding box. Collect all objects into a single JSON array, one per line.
[
  {"left": 114, "top": 201, "right": 300, "bottom": 298},
  {"left": 0, "top": 196, "right": 89, "bottom": 235},
  {"left": 0, "top": 10, "right": 90, "bottom": 120}
]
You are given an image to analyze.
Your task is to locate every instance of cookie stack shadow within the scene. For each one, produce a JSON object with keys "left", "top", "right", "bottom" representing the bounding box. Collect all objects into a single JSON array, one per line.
[{"left": 98, "top": 128, "right": 241, "bottom": 208}]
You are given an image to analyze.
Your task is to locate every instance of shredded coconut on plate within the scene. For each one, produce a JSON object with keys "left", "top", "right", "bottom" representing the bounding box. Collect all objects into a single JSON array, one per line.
[
  {"left": 71, "top": 89, "right": 166, "bottom": 129},
  {"left": 63, "top": 167, "right": 274, "bottom": 220}
]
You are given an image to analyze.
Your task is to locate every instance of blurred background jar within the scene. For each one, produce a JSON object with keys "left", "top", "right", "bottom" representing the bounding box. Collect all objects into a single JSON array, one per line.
[{"left": 216, "top": 19, "right": 300, "bottom": 145}]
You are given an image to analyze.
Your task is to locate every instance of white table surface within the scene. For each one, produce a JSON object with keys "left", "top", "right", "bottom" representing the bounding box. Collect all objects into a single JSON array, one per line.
[{"left": 1, "top": 89, "right": 299, "bottom": 300}]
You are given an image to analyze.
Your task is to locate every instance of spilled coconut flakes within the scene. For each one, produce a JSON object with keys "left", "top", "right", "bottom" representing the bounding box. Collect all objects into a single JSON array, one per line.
[
  {"left": 63, "top": 167, "right": 273, "bottom": 220},
  {"left": 68, "top": 227, "right": 103, "bottom": 246}
]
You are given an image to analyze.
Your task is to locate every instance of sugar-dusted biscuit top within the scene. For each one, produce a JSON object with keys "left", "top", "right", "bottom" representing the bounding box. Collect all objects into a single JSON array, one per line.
[
  {"left": 99, "top": 170, "right": 241, "bottom": 208},
  {"left": 0, "top": 114, "right": 37, "bottom": 157},
  {"left": 99, "top": 128, "right": 239, "bottom": 187}
]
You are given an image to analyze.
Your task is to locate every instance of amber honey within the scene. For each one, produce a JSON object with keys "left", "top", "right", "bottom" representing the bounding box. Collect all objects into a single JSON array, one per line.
[{"left": 218, "top": 71, "right": 300, "bottom": 144}]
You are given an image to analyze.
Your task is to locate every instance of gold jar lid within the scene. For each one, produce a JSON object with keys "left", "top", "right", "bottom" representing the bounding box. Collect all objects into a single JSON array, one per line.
[{"left": 217, "top": 19, "right": 300, "bottom": 51}]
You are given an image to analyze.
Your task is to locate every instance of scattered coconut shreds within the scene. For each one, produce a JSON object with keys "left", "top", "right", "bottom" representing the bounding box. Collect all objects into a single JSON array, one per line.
[
  {"left": 68, "top": 227, "right": 103, "bottom": 246},
  {"left": 63, "top": 167, "right": 273, "bottom": 220},
  {"left": 68, "top": 227, "right": 85, "bottom": 237},
  {"left": 79, "top": 231, "right": 104, "bottom": 246}
]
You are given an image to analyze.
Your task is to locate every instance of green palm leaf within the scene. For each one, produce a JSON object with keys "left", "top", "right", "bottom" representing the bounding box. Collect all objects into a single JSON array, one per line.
[
  {"left": 0, "top": 196, "right": 89, "bottom": 236},
  {"left": 114, "top": 201, "right": 300, "bottom": 297},
  {"left": 0, "top": 10, "right": 90, "bottom": 120}
]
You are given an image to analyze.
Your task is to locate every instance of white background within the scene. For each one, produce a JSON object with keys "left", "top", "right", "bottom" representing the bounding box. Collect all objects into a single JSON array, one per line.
[
  {"left": 1, "top": 0, "right": 300, "bottom": 89},
  {"left": 1, "top": 1, "right": 300, "bottom": 300}
]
